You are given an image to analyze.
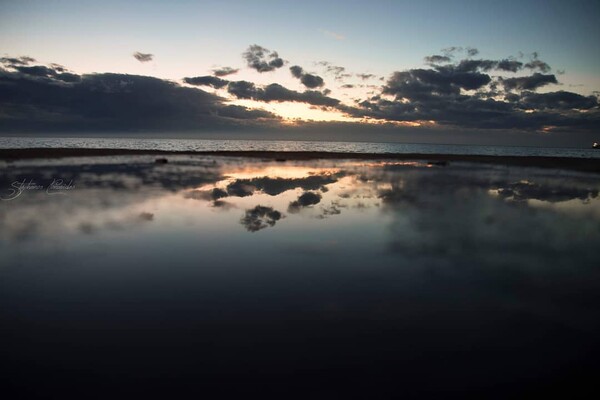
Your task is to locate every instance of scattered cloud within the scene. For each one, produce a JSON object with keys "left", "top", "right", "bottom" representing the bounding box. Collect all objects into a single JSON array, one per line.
[
  {"left": 133, "top": 52, "right": 153, "bottom": 63},
  {"left": 316, "top": 61, "right": 352, "bottom": 81},
  {"left": 183, "top": 75, "right": 229, "bottom": 89},
  {"left": 212, "top": 67, "right": 239, "bottom": 77},
  {"left": 0, "top": 56, "right": 36, "bottom": 66},
  {"left": 289, "top": 65, "right": 325, "bottom": 88},
  {"left": 467, "top": 47, "right": 479, "bottom": 57},
  {"left": 227, "top": 81, "right": 339, "bottom": 107},
  {"left": 243, "top": 44, "right": 285, "bottom": 73},
  {"left": 0, "top": 57, "right": 279, "bottom": 132},
  {"left": 524, "top": 52, "right": 551, "bottom": 73},
  {"left": 424, "top": 55, "right": 452, "bottom": 64},
  {"left": 501, "top": 73, "right": 558, "bottom": 91},
  {"left": 337, "top": 51, "right": 598, "bottom": 132},
  {"left": 1, "top": 46, "right": 598, "bottom": 137},
  {"left": 357, "top": 73, "right": 377, "bottom": 81}
]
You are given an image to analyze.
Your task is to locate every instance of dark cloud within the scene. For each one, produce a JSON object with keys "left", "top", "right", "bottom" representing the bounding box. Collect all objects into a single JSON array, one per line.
[
  {"left": 218, "top": 105, "right": 277, "bottom": 120},
  {"left": 336, "top": 52, "right": 599, "bottom": 132},
  {"left": 441, "top": 46, "right": 462, "bottom": 57},
  {"left": 290, "top": 65, "right": 303, "bottom": 79},
  {"left": 227, "top": 81, "right": 339, "bottom": 107},
  {"left": 240, "top": 205, "right": 283, "bottom": 232},
  {"left": 243, "top": 44, "right": 285, "bottom": 73},
  {"left": 288, "top": 191, "right": 322, "bottom": 213},
  {"left": 424, "top": 55, "right": 452, "bottom": 64},
  {"left": 357, "top": 73, "right": 376, "bottom": 80},
  {"left": 514, "top": 91, "right": 598, "bottom": 111},
  {"left": 300, "top": 74, "right": 324, "bottom": 89},
  {"left": 0, "top": 56, "right": 36, "bottom": 66},
  {"left": 0, "top": 60, "right": 82, "bottom": 83},
  {"left": 183, "top": 75, "right": 229, "bottom": 89},
  {"left": 212, "top": 67, "right": 239, "bottom": 77},
  {"left": 341, "top": 84, "right": 354, "bottom": 89},
  {"left": 0, "top": 58, "right": 279, "bottom": 132},
  {"left": 496, "top": 59, "right": 523, "bottom": 73},
  {"left": 524, "top": 59, "right": 551, "bottom": 73},
  {"left": 133, "top": 52, "right": 154, "bottom": 63},
  {"left": 226, "top": 80, "right": 257, "bottom": 99},
  {"left": 289, "top": 65, "right": 325, "bottom": 88},
  {"left": 466, "top": 47, "right": 479, "bottom": 57},
  {"left": 501, "top": 73, "right": 558, "bottom": 91},
  {"left": 383, "top": 68, "right": 491, "bottom": 99}
]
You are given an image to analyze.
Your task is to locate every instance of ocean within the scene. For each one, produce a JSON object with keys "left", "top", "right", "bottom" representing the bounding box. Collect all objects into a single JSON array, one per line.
[{"left": 1, "top": 136, "right": 600, "bottom": 158}]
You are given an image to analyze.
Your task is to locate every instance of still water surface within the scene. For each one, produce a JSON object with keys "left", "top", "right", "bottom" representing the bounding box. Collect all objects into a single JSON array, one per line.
[{"left": 1, "top": 155, "right": 599, "bottom": 397}]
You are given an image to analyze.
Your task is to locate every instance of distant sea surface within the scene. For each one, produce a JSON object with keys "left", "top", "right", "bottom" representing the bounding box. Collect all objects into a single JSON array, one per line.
[{"left": 1, "top": 136, "right": 600, "bottom": 158}]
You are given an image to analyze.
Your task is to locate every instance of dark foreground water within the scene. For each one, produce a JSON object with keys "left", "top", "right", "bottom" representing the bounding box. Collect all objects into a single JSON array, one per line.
[{"left": 1, "top": 155, "right": 599, "bottom": 398}]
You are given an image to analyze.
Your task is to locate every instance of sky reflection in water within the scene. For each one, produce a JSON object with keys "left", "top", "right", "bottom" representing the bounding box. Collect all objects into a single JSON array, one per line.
[{"left": 1, "top": 155, "right": 599, "bottom": 396}]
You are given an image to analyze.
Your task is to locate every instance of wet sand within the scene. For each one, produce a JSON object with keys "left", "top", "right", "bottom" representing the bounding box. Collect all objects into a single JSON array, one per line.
[{"left": 2, "top": 147, "right": 600, "bottom": 173}]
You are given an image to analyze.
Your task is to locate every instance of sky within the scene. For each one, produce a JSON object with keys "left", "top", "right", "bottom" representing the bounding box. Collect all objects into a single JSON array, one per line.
[{"left": 1, "top": 0, "right": 599, "bottom": 146}]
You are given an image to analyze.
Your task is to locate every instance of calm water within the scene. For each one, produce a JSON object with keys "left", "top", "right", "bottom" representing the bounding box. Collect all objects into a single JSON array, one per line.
[
  {"left": 2, "top": 136, "right": 600, "bottom": 158},
  {"left": 1, "top": 155, "right": 600, "bottom": 397}
]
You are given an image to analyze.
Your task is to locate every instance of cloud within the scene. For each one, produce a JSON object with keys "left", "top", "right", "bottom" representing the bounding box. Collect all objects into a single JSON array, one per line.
[
  {"left": 212, "top": 67, "right": 239, "bottom": 77},
  {"left": 289, "top": 65, "right": 325, "bottom": 88},
  {"left": 316, "top": 61, "right": 352, "bottom": 81},
  {"left": 240, "top": 205, "right": 283, "bottom": 232},
  {"left": 11, "top": 65, "right": 81, "bottom": 82},
  {"left": 133, "top": 52, "right": 154, "bottom": 63},
  {"left": 513, "top": 91, "right": 598, "bottom": 110},
  {"left": 0, "top": 58, "right": 279, "bottom": 132},
  {"left": 501, "top": 73, "right": 558, "bottom": 91},
  {"left": 227, "top": 81, "right": 339, "bottom": 107},
  {"left": 524, "top": 53, "right": 551, "bottom": 73},
  {"left": 357, "top": 73, "right": 377, "bottom": 80},
  {"left": 466, "top": 47, "right": 479, "bottom": 57},
  {"left": 496, "top": 59, "right": 523, "bottom": 73},
  {"left": 0, "top": 58, "right": 81, "bottom": 83},
  {"left": 243, "top": 44, "right": 285, "bottom": 73},
  {"left": 183, "top": 75, "right": 229, "bottom": 89},
  {"left": 383, "top": 68, "right": 491, "bottom": 98},
  {"left": 0, "top": 56, "right": 36, "bottom": 66},
  {"left": 334, "top": 50, "right": 599, "bottom": 133},
  {"left": 218, "top": 105, "right": 277, "bottom": 120},
  {"left": 424, "top": 55, "right": 452, "bottom": 64},
  {"left": 441, "top": 46, "right": 463, "bottom": 57},
  {"left": 288, "top": 191, "right": 322, "bottom": 213},
  {"left": 2, "top": 48, "right": 599, "bottom": 137}
]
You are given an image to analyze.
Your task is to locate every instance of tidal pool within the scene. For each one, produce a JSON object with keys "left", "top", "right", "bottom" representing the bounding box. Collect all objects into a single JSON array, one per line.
[{"left": 1, "top": 155, "right": 599, "bottom": 397}]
